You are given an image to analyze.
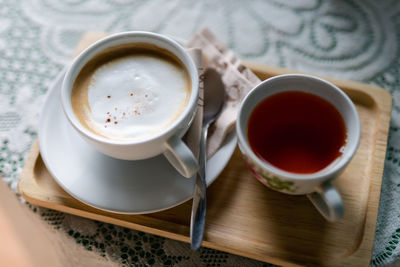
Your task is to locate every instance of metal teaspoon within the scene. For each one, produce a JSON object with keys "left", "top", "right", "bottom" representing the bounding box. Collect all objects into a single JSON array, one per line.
[{"left": 190, "top": 69, "right": 226, "bottom": 250}]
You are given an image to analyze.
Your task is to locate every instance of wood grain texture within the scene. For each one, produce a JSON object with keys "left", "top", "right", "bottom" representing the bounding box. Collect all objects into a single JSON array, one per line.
[{"left": 18, "top": 33, "right": 392, "bottom": 267}]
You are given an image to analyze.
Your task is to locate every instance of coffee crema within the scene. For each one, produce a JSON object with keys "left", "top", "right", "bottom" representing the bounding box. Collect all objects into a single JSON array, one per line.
[
  {"left": 247, "top": 91, "right": 347, "bottom": 174},
  {"left": 71, "top": 44, "right": 191, "bottom": 141}
]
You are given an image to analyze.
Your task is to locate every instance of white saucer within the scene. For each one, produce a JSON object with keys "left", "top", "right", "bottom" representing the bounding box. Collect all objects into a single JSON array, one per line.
[{"left": 38, "top": 70, "right": 237, "bottom": 214}]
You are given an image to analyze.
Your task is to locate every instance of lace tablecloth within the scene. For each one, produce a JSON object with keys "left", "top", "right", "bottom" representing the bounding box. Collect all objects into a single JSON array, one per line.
[{"left": 1, "top": 0, "right": 399, "bottom": 266}]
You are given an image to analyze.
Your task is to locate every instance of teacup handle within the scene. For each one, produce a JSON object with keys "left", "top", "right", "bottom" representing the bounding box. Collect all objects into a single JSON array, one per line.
[
  {"left": 307, "top": 181, "right": 344, "bottom": 222},
  {"left": 164, "top": 135, "right": 199, "bottom": 178}
]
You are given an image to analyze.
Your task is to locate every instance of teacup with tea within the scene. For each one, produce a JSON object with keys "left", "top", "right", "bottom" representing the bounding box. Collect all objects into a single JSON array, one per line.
[{"left": 236, "top": 74, "right": 361, "bottom": 221}]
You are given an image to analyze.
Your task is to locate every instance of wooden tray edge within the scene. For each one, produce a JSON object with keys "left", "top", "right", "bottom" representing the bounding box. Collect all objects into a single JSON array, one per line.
[{"left": 243, "top": 61, "right": 393, "bottom": 102}]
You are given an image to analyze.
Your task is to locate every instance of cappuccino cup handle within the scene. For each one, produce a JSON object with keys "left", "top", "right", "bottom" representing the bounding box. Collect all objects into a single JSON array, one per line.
[
  {"left": 164, "top": 135, "right": 199, "bottom": 178},
  {"left": 307, "top": 182, "right": 344, "bottom": 222}
]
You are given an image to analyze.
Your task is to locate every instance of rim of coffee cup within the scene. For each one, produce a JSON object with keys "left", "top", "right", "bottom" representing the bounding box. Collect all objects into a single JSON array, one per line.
[
  {"left": 61, "top": 31, "right": 199, "bottom": 146},
  {"left": 236, "top": 74, "right": 361, "bottom": 181}
]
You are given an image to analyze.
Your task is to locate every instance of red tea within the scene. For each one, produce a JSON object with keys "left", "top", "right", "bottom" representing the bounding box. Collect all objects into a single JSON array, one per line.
[{"left": 247, "top": 91, "right": 347, "bottom": 174}]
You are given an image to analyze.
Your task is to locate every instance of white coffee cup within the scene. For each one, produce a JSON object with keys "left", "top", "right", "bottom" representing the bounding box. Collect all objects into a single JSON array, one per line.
[
  {"left": 61, "top": 31, "right": 199, "bottom": 178},
  {"left": 236, "top": 74, "right": 361, "bottom": 221}
]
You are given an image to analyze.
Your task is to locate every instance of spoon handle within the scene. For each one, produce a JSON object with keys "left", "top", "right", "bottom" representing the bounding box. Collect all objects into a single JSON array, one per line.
[{"left": 190, "top": 125, "right": 208, "bottom": 250}]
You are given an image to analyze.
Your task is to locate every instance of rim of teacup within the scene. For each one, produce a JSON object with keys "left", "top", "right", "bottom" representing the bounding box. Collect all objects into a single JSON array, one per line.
[
  {"left": 236, "top": 73, "right": 361, "bottom": 181},
  {"left": 61, "top": 31, "right": 199, "bottom": 146}
]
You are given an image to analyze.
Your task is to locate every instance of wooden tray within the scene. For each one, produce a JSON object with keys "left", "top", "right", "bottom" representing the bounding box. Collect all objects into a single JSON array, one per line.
[{"left": 18, "top": 62, "right": 392, "bottom": 266}]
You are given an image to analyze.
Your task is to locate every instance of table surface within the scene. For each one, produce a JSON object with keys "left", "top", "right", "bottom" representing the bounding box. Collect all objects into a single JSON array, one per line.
[{"left": 1, "top": 0, "right": 399, "bottom": 266}]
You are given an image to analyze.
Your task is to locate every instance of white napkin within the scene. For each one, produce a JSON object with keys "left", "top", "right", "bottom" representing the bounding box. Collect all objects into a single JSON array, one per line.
[{"left": 186, "top": 28, "right": 262, "bottom": 158}]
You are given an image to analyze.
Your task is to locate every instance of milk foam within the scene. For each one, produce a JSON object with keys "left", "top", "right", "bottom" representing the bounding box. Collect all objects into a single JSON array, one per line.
[{"left": 82, "top": 54, "right": 190, "bottom": 140}]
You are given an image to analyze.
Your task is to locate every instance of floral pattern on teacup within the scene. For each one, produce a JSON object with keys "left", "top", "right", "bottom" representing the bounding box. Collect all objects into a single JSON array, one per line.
[{"left": 241, "top": 153, "right": 298, "bottom": 194}]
